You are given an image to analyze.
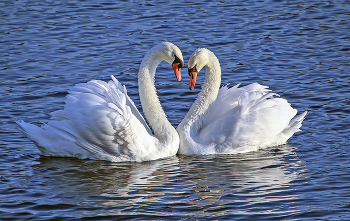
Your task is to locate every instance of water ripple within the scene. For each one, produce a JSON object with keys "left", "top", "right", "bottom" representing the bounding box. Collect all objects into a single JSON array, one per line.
[{"left": 1, "top": 0, "right": 350, "bottom": 219}]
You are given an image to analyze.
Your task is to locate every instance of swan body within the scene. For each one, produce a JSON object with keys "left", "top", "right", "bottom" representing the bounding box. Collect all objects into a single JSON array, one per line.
[
  {"left": 18, "top": 42, "right": 184, "bottom": 162},
  {"left": 177, "top": 48, "right": 307, "bottom": 155}
]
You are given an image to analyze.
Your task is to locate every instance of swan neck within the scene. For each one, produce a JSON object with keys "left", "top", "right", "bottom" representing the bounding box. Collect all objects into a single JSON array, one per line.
[
  {"left": 180, "top": 53, "right": 221, "bottom": 132},
  {"left": 138, "top": 51, "right": 174, "bottom": 138}
]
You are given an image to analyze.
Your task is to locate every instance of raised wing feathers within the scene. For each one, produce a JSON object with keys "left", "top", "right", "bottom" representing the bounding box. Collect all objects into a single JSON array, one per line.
[
  {"left": 199, "top": 83, "right": 303, "bottom": 149},
  {"left": 45, "top": 76, "right": 153, "bottom": 160}
]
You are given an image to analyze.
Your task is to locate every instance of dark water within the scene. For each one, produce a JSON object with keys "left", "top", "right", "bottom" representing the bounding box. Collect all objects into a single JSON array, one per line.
[{"left": 1, "top": 0, "right": 350, "bottom": 220}]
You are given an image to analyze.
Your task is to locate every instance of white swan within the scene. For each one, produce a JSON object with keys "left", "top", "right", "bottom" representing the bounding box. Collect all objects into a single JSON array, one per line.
[
  {"left": 177, "top": 48, "right": 307, "bottom": 155},
  {"left": 17, "top": 42, "right": 184, "bottom": 162}
]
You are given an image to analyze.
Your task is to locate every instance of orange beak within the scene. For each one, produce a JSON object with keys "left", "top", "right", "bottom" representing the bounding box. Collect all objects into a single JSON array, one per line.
[
  {"left": 172, "top": 63, "right": 182, "bottom": 82},
  {"left": 189, "top": 72, "right": 197, "bottom": 90}
]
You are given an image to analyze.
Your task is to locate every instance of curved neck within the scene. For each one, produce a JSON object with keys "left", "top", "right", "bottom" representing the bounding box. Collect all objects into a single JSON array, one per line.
[
  {"left": 138, "top": 50, "right": 175, "bottom": 139},
  {"left": 179, "top": 53, "right": 221, "bottom": 133}
]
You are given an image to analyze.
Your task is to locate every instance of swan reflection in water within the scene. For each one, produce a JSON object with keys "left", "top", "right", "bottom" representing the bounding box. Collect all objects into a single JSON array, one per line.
[
  {"left": 30, "top": 156, "right": 181, "bottom": 209},
  {"left": 29, "top": 145, "right": 306, "bottom": 217},
  {"left": 177, "top": 145, "right": 307, "bottom": 217}
]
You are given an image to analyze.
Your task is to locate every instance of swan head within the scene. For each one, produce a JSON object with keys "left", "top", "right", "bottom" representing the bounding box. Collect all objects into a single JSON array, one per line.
[
  {"left": 156, "top": 42, "right": 184, "bottom": 82},
  {"left": 188, "top": 48, "right": 210, "bottom": 90}
]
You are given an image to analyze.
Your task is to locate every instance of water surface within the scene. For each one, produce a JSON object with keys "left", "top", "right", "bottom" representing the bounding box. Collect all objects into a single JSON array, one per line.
[{"left": 1, "top": 0, "right": 350, "bottom": 220}]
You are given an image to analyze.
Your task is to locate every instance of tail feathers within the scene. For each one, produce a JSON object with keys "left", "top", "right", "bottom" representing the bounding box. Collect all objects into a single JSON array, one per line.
[
  {"left": 16, "top": 120, "right": 93, "bottom": 158},
  {"left": 17, "top": 120, "right": 39, "bottom": 137},
  {"left": 276, "top": 110, "right": 307, "bottom": 144},
  {"left": 289, "top": 111, "right": 307, "bottom": 129},
  {"left": 17, "top": 120, "right": 79, "bottom": 144}
]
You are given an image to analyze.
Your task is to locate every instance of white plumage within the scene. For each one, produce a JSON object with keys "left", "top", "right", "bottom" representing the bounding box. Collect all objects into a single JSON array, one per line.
[
  {"left": 177, "top": 48, "right": 307, "bottom": 155},
  {"left": 18, "top": 42, "right": 184, "bottom": 162}
]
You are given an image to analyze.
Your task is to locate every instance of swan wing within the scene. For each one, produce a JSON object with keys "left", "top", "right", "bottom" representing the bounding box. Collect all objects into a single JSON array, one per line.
[
  {"left": 199, "top": 83, "right": 306, "bottom": 151},
  {"left": 110, "top": 75, "right": 152, "bottom": 136},
  {"left": 50, "top": 75, "right": 152, "bottom": 135},
  {"left": 19, "top": 75, "right": 155, "bottom": 162}
]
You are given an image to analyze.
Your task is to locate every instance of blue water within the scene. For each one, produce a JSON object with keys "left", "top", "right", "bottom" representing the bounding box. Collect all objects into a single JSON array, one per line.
[{"left": 1, "top": 0, "right": 350, "bottom": 220}]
